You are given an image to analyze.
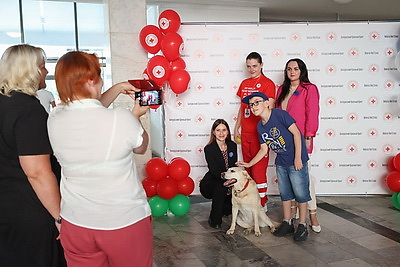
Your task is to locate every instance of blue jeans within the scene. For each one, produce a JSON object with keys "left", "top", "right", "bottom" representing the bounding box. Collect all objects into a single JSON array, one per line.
[{"left": 276, "top": 164, "right": 311, "bottom": 203}]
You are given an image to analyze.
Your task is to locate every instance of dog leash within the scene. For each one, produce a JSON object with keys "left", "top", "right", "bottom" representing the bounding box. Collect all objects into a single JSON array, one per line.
[{"left": 233, "top": 179, "right": 250, "bottom": 197}]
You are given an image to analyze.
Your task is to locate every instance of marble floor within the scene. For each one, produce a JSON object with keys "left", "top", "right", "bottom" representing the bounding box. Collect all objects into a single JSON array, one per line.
[{"left": 152, "top": 195, "right": 400, "bottom": 267}]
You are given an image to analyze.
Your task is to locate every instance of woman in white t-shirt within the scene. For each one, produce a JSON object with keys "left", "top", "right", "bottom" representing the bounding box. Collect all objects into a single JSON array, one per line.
[{"left": 48, "top": 51, "right": 152, "bottom": 267}]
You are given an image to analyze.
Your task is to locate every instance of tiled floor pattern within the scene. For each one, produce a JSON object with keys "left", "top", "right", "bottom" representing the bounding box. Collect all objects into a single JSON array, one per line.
[{"left": 153, "top": 196, "right": 400, "bottom": 267}]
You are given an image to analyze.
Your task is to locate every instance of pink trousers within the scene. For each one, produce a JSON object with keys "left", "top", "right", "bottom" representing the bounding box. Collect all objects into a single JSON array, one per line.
[{"left": 60, "top": 216, "right": 153, "bottom": 267}]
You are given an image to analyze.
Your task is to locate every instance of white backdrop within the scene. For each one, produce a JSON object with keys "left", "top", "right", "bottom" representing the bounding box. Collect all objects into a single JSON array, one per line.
[{"left": 163, "top": 22, "right": 400, "bottom": 195}]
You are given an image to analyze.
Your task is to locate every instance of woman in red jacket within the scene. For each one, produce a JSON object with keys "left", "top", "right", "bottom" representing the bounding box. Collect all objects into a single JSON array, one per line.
[{"left": 276, "top": 58, "right": 321, "bottom": 233}]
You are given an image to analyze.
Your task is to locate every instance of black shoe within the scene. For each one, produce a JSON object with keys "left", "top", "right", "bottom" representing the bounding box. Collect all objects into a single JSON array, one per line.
[
  {"left": 208, "top": 218, "right": 221, "bottom": 229},
  {"left": 294, "top": 223, "right": 308, "bottom": 241},
  {"left": 273, "top": 220, "right": 295, "bottom": 237}
]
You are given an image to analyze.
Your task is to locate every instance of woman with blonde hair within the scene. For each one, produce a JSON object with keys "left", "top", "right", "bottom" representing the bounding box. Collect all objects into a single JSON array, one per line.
[
  {"left": 0, "top": 44, "right": 65, "bottom": 266},
  {"left": 48, "top": 51, "right": 153, "bottom": 266}
]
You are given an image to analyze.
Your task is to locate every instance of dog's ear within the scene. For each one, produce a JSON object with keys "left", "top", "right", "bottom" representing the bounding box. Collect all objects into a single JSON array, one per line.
[{"left": 242, "top": 170, "right": 250, "bottom": 178}]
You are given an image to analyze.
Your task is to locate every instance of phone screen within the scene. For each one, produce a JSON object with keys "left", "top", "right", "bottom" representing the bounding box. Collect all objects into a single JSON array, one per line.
[{"left": 135, "top": 90, "right": 162, "bottom": 106}]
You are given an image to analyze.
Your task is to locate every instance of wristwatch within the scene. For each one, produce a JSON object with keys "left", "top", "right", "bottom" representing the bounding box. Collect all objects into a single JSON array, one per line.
[
  {"left": 305, "top": 136, "right": 312, "bottom": 140},
  {"left": 55, "top": 216, "right": 62, "bottom": 224}
]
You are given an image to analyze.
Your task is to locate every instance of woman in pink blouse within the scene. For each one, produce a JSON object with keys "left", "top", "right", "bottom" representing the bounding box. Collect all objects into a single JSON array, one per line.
[{"left": 275, "top": 58, "right": 321, "bottom": 233}]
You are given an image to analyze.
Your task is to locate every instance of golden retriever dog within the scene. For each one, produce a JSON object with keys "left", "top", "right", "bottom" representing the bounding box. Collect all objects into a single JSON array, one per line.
[{"left": 222, "top": 167, "right": 275, "bottom": 236}]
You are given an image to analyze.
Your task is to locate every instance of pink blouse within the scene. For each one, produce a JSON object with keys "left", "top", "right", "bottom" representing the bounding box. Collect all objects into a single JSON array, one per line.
[{"left": 276, "top": 82, "right": 320, "bottom": 153}]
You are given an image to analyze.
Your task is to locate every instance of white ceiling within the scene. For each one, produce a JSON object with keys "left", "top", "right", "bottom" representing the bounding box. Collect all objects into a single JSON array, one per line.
[{"left": 148, "top": 0, "right": 400, "bottom": 22}]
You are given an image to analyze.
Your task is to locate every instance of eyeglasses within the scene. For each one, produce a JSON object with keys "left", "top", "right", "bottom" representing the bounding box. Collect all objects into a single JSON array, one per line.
[{"left": 248, "top": 99, "right": 265, "bottom": 108}]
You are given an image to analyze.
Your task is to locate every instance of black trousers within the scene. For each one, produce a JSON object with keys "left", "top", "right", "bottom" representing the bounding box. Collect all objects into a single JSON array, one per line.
[{"left": 200, "top": 173, "right": 232, "bottom": 225}]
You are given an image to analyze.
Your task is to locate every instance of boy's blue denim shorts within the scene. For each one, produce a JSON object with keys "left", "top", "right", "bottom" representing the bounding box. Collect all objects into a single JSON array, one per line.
[{"left": 276, "top": 164, "right": 311, "bottom": 203}]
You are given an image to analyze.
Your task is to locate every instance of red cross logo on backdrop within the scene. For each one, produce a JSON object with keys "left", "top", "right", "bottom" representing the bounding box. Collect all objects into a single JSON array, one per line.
[
  {"left": 348, "top": 80, "right": 358, "bottom": 91},
  {"left": 384, "top": 113, "right": 393, "bottom": 122},
  {"left": 326, "top": 97, "right": 335, "bottom": 106},
  {"left": 325, "top": 160, "right": 335, "bottom": 170},
  {"left": 385, "top": 48, "right": 394, "bottom": 57},
  {"left": 307, "top": 48, "right": 318, "bottom": 59},
  {"left": 368, "top": 129, "right": 378, "bottom": 138},
  {"left": 347, "top": 144, "right": 357, "bottom": 154},
  {"left": 348, "top": 48, "right": 359, "bottom": 58},
  {"left": 195, "top": 50, "right": 204, "bottom": 59},
  {"left": 325, "top": 129, "right": 335, "bottom": 138},
  {"left": 274, "top": 178, "right": 278, "bottom": 184},
  {"left": 326, "top": 65, "right": 336, "bottom": 75},
  {"left": 291, "top": 32, "right": 301, "bottom": 42},
  {"left": 195, "top": 83, "right": 204, "bottom": 92},
  {"left": 369, "top": 64, "right": 379, "bottom": 74},
  {"left": 231, "top": 50, "right": 240, "bottom": 59},
  {"left": 231, "top": 83, "right": 239, "bottom": 92},
  {"left": 176, "top": 100, "right": 184, "bottom": 108},
  {"left": 195, "top": 115, "right": 204, "bottom": 124},
  {"left": 214, "top": 67, "right": 223, "bottom": 76},
  {"left": 327, "top": 32, "right": 337, "bottom": 42},
  {"left": 383, "top": 144, "right": 393, "bottom": 154},
  {"left": 233, "top": 116, "right": 238, "bottom": 122},
  {"left": 369, "top": 97, "right": 378, "bottom": 106},
  {"left": 214, "top": 99, "right": 223, "bottom": 107},
  {"left": 273, "top": 49, "right": 282, "bottom": 58},
  {"left": 347, "top": 113, "right": 358, "bottom": 122},
  {"left": 347, "top": 176, "right": 357, "bottom": 185},
  {"left": 368, "top": 160, "right": 377, "bottom": 170},
  {"left": 384, "top": 80, "right": 394, "bottom": 90},
  {"left": 176, "top": 130, "right": 185, "bottom": 140},
  {"left": 249, "top": 33, "right": 259, "bottom": 42},
  {"left": 196, "top": 146, "right": 204, "bottom": 154},
  {"left": 370, "top": 31, "right": 380, "bottom": 41},
  {"left": 214, "top": 34, "right": 223, "bottom": 43}
]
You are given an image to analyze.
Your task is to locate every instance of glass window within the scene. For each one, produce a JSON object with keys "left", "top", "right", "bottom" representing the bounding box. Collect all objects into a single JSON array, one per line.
[{"left": 0, "top": 0, "right": 21, "bottom": 55}]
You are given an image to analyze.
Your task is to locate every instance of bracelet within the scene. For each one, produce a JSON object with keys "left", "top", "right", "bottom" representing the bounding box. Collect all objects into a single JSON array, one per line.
[
  {"left": 305, "top": 137, "right": 312, "bottom": 140},
  {"left": 55, "top": 216, "right": 62, "bottom": 224}
]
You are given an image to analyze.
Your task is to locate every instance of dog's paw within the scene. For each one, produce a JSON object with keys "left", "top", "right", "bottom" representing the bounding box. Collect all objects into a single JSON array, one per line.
[
  {"left": 226, "top": 229, "right": 235, "bottom": 235},
  {"left": 243, "top": 228, "right": 252, "bottom": 235},
  {"left": 254, "top": 231, "right": 262, "bottom": 237},
  {"left": 269, "top": 226, "right": 276, "bottom": 233}
]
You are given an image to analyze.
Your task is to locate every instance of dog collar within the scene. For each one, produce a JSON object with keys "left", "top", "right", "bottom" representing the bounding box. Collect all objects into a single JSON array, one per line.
[{"left": 234, "top": 179, "right": 250, "bottom": 196}]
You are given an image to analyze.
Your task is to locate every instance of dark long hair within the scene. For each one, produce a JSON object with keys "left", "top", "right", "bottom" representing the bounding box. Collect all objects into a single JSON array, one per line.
[
  {"left": 207, "top": 119, "right": 232, "bottom": 145},
  {"left": 276, "top": 58, "right": 310, "bottom": 107},
  {"left": 246, "top": 51, "right": 264, "bottom": 76}
]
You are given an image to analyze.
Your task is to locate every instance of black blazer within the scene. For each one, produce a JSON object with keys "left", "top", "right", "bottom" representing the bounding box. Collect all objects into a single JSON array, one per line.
[{"left": 204, "top": 140, "right": 237, "bottom": 181}]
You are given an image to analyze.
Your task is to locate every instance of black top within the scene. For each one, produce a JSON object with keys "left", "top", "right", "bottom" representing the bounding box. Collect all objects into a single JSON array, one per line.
[
  {"left": 204, "top": 139, "right": 238, "bottom": 180},
  {"left": 0, "top": 91, "right": 52, "bottom": 181}
]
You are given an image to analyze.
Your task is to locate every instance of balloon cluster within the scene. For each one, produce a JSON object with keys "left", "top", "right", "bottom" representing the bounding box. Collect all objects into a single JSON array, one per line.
[
  {"left": 385, "top": 154, "right": 400, "bottom": 210},
  {"left": 142, "top": 157, "right": 194, "bottom": 216},
  {"left": 139, "top": 10, "right": 190, "bottom": 95}
]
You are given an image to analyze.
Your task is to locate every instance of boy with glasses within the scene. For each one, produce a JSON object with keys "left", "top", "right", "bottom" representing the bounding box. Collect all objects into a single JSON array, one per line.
[{"left": 237, "top": 92, "right": 311, "bottom": 242}]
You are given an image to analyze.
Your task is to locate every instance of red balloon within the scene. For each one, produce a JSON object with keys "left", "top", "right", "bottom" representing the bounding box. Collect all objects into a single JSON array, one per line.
[
  {"left": 169, "top": 69, "right": 190, "bottom": 94},
  {"left": 139, "top": 25, "right": 163, "bottom": 54},
  {"left": 385, "top": 171, "right": 400, "bottom": 192},
  {"left": 147, "top": 55, "right": 171, "bottom": 87},
  {"left": 158, "top": 9, "right": 181, "bottom": 34},
  {"left": 388, "top": 156, "right": 396, "bottom": 172},
  {"left": 145, "top": 157, "right": 168, "bottom": 181},
  {"left": 177, "top": 177, "right": 195, "bottom": 196},
  {"left": 157, "top": 178, "right": 178, "bottom": 200},
  {"left": 170, "top": 57, "right": 186, "bottom": 72},
  {"left": 168, "top": 158, "right": 190, "bottom": 180},
  {"left": 142, "top": 178, "right": 158, "bottom": 197},
  {"left": 161, "top": 32, "right": 184, "bottom": 61},
  {"left": 168, "top": 157, "right": 184, "bottom": 164},
  {"left": 393, "top": 153, "right": 400, "bottom": 171}
]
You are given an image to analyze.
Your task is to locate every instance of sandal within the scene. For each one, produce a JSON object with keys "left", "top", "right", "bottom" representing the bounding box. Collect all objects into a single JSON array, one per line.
[{"left": 309, "top": 211, "right": 321, "bottom": 233}]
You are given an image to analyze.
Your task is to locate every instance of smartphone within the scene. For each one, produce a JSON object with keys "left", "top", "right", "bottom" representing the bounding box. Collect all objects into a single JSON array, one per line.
[
  {"left": 128, "top": 79, "right": 159, "bottom": 90},
  {"left": 135, "top": 90, "right": 163, "bottom": 106}
]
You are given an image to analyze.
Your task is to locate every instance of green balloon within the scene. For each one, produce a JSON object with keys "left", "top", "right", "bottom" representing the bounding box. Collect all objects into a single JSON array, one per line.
[
  {"left": 148, "top": 195, "right": 169, "bottom": 216},
  {"left": 169, "top": 194, "right": 190, "bottom": 216},
  {"left": 391, "top": 193, "right": 400, "bottom": 211}
]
